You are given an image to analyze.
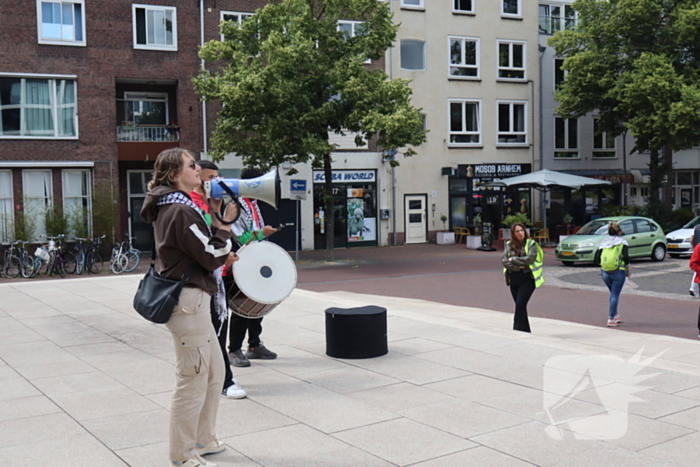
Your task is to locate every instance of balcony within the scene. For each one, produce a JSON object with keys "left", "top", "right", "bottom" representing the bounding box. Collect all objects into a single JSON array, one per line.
[{"left": 116, "top": 124, "right": 179, "bottom": 142}]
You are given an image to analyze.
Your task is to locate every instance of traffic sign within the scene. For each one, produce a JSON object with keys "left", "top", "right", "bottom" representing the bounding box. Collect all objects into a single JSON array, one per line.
[{"left": 290, "top": 179, "right": 307, "bottom": 200}]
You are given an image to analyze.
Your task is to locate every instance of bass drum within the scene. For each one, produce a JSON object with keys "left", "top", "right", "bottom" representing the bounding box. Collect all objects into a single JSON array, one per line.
[{"left": 227, "top": 241, "right": 297, "bottom": 319}]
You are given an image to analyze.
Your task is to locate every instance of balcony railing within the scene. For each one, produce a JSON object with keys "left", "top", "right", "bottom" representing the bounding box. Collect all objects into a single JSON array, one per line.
[{"left": 116, "top": 125, "right": 179, "bottom": 142}]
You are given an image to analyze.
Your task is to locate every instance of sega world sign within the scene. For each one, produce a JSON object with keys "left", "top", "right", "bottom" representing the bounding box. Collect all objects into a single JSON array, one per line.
[{"left": 313, "top": 170, "right": 376, "bottom": 183}]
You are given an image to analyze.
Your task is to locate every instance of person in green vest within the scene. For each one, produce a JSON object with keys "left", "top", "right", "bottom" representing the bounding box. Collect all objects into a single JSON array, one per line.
[
  {"left": 593, "top": 222, "right": 629, "bottom": 327},
  {"left": 501, "top": 223, "right": 544, "bottom": 332}
]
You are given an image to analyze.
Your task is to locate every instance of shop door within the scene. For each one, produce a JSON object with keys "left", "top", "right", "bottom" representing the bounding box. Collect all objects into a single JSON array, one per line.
[{"left": 404, "top": 195, "right": 427, "bottom": 244}]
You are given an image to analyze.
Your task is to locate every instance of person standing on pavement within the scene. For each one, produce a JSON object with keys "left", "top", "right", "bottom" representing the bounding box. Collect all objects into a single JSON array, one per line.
[
  {"left": 228, "top": 167, "right": 279, "bottom": 367},
  {"left": 594, "top": 222, "right": 629, "bottom": 328},
  {"left": 688, "top": 222, "right": 700, "bottom": 296},
  {"left": 501, "top": 223, "right": 544, "bottom": 333},
  {"left": 688, "top": 242, "right": 700, "bottom": 338},
  {"left": 141, "top": 148, "right": 239, "bottom": 467},
  {"left": 190, "top": 160, "right": 247, "bottom": 400}
]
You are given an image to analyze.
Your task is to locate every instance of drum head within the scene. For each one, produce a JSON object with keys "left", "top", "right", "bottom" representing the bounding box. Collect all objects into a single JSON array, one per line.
[{"left": 232, "top": 242, "right": 297, "bottom": 304}]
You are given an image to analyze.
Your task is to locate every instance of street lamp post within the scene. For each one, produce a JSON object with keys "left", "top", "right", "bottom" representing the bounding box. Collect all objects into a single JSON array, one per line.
[{"left": 622, "top": 129, "right": 628, "bottom": 206}]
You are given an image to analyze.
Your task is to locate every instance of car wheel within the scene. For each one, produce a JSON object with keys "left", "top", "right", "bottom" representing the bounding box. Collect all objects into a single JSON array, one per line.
[
  {"left": 670, "top": 253, "right": 680, "bottom": 259},
  {"left": 651, "top": 244, "right": 666, "bottom": 262}
]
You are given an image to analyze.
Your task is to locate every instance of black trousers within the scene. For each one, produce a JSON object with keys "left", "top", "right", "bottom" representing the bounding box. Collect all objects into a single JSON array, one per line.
[
  {"left": 210, "top": 296, "right": 234, "bottom": 389},
  {"left": 228, "top": 313, "right": 263, "bottom": 352},
  {"left": 509, "top": 271, "right": 535, "bottom": 333}
]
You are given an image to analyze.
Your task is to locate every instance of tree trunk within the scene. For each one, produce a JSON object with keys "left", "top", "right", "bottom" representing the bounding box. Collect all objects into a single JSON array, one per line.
[
  {"left": 322, "top": 153, "right": 335, "bottom": 262},
  {"left": 648, "top": 148, "right": 662, "bottom": 205},
  {"left": 662, "top": 145, "right": 673, "bottom": 209}
]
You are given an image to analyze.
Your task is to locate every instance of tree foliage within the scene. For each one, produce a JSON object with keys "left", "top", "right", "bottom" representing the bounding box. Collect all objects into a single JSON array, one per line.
[
  {"left": 194, "top": 0, "right": 426, "bottom": 259},
  {"left": 549, "top": 0, "right": 700, "bottom": 211}
]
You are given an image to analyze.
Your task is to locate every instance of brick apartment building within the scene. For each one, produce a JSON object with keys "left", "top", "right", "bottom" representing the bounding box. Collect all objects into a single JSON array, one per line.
[{"left": 0, "top": 0, "right": 203, "bottom": 250}]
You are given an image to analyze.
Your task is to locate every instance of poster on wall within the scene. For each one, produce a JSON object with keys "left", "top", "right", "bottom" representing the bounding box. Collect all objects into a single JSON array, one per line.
[{"left": 347, "top": 198, "right": 377, "bottom": 242}]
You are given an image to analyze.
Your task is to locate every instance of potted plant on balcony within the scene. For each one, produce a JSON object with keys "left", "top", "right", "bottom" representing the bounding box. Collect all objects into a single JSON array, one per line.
[
  {"left": 436, "top": 214, "right": 455, "bottom": 245},
  {"left": 166, "top": 121, "right": 180, "bottom": 140}
]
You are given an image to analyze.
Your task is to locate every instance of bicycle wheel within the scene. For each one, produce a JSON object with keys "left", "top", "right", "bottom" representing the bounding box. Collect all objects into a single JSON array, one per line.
[
  {"left": 87, "top": 251, "right": 103, "bottom": 274},
  {"left": 123, "top": 250, "right": 140, "bottom": 273},
  {"left": 110, "top": 254, "right": 127, "bottom": 274},
  {"left": 75, "top": 251, "right": 85, "bottom": 275},
  {"left": 64, "top": 251, "right": 77, "bottom": 275},
  {"left": 5, "top": 255, "right": 21, "bottom": 278},
  {"left": 55, "top": 256, "right": 67, "bottom": 278},
  {"left": 30, "top": 258, "right": 42, "bottom": 278},
  {"left": 20, "top": 256, "right": 37, "bottom": 279}
]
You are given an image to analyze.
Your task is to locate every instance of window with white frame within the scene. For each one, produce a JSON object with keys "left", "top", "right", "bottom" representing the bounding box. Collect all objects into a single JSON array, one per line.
[
  {"left": 554, "top": 118, "right": 578, "bottom": 158},
  {"left": 133, "top": 4, "right": 177, "bottom": 51},
  {"left": 338, "top": 20, "right": 370, "bottom": 63},
  {"left": 502, "top": 0, "right": 521, "bottom": 17},
  {"left": 37, "top": 1, "right": 86, "bottom": 46},
  {"left": 497, "top": 101, "right": 527, "bottom": 144},
  {"left": 449, "top": 36, "right": 479, "bottom": 79},
  {"left": 498, "top": 40, "right": 526, "bottom": 80},
  {"left": 62, "top": 170, "right": 91, "bottom": 238},
  {"left": 593, "top": 118, "right": 616, "bottom": 158},
  {"left": 0, "top": 171, "right": 13, "bottom": 241},
  {"left": 0, "top": 76, "right": 77, "bottom": 138},
  {"left": 539, "top": 2, "right": 576, "bottom": 34},
  {"left": 453, "top": 0, "right": 474, "bottom": 14},
  {"left": 401, "top": 0, "right": 424, "bottom": 10},
  {"left": 124, "top": 92, "right": 168, "bottom": 125},
  {"left": 220, "top": 11, "right": 253, "bottom": 41},
  {"left": 22, "top": 170, "right": 53, "bottom": 239},
  {"left": 449, "top": 99, "right": 481, "bottom": 146},
  {"left": 400, "top": 40, "right": 426, "bottom": 70}
]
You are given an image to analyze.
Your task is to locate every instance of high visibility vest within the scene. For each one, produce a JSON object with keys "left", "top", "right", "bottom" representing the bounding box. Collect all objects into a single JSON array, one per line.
[{"left": 504, "top": 238, "right": 544, "bottom": 288}]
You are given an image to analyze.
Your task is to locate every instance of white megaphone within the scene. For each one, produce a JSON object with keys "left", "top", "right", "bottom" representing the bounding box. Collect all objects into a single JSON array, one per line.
[{"left": 202, "top": 167, "right": 280, "bottom": 209}]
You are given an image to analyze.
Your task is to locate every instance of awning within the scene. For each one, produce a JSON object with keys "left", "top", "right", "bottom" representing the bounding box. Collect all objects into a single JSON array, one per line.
[{"left": 561, "top": 169, "right": 633, "bottom": 184}]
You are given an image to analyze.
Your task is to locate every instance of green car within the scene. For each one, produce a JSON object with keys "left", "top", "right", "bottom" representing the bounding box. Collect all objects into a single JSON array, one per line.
[{"left": 555, "top": 216, "right": 667, "bottom": 265}]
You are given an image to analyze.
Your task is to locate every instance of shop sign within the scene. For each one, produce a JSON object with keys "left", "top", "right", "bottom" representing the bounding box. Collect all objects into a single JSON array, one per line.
[
  {"left": 469, "top": 164, "right": 530, "bottom": 180},
  {"left": 313, "top": 170, "right": 376, "bottom": 183},
  {"left": 590, "top": 174, "right": 634, "bottom": 184}
]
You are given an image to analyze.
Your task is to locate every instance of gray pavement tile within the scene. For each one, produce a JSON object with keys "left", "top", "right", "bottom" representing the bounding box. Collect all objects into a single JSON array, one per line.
[
  {"left": 658, "top": 405, "right": 700, "bottom": 431},
  {"left": 387, "top": 316, "right": 465, "bottom": 340},
  {"left": 0, "top": 364, "right": 19, "bottom": 380},
  {"left": 0, "top": 412, "right": 88, "bottom": 449},
  {"left": 244, "top": 344, "right": 346, "bottom": 377},
  {"left": 429, "top": 330, "right": 521, "bottom": 352},
  {"left": 52, "top": 387, "right": 162, "bottom": 421},
  {"left": 347, "top": 382, "right": 454, "bottom": 412},
  {"left": 0, "top": 320, "right": 46, "bottom": 345},
  {"left": 484, "top": 341, "right": 586, "bottom": 366},
  {"left": 606, "top": 337, "right": 700, "bottom": 363},
  {"left": 333, "top": 417, "right": 476, "bottom": 466},
  {"left": 223, "top": 424, "right": 348, "bottom": 466},
  {"left": 574, "top": 384, "right": 700, "bottom": 419},
  {"left": 0, "top": 433, "right": 128, "bottom": 467},
  {"left": 64, "top": 340, "right": 134, "bottom": 358},
  {"left": 640, "top": 431, "right": 700, "bottom": 467},
  {"left": 388, "top": 337, "right": 454, "bottom": 356},
  {"left": 32, "top": 371, "right": 124, "bottom": 397},
  {"left": 78, "top": 349, "right": 165, "bottom": 371},
  {"left": 81, "top": 408, "right": 170, "bottom": 451},
  {"left": 0, "top": 395, "right": 59, "bottom": 421},
  {"left": 398, "top": 399, "right": 530, "bottom": 438},
  {"left": 673, "top": 385, "right": 700, "bottom": 401},
  {"left": 216, "top": 398, "right": 298, "bottom": 438},
  {"left": 12, "top": 356, "right": 98, "bottom": 380},
  {"left": 257, "top": 320, "right": 326, "bottom": 347},
  {"left": 343, "top": 350, "right": 470, "bottom": 385},
  {"left": 276, "top": 313, "right": 325, "bottom": 334},
  {"left": 117, "top": 440, "right": 262, "bottom": 467},
  {"left": 298, "top": 364, "right": 400, "bottom": 394},
  {"left": 274, "top": 446, "right": 396, "bottom": 467},
  {"left": 98, "top": 359, "right": 176, "bottom": 395},
  {"left": 472, "top": 420, "right": 683, "bottom": 467},
  {"left": 0, "top": 340, "right": 79, "bottom": 368},
  {"left": 241, "top": 370, "right": 398, "bottom": 433},
  {"left": 424, "top": 374, "right": 527, "bottom": 403},
  {"left": 410, "top": 445, "right": 533, "bottom": 467}
]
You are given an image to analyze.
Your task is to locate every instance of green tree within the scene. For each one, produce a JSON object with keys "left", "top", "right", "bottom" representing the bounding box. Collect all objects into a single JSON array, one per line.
[
  {"left": 549, "top": 0, "right": 700, "bottom": 218},
  {"left": 194, "top": 0, "right": 426, "bottom": 260}
]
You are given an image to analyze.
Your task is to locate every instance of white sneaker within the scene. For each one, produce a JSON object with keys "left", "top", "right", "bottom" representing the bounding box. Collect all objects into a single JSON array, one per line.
[
  {"left": 221, "top": 380, "right": 247, "bottom": 399},
  {"left": 195, "top": 439, "right": 226, "bottom": 456},
  {"left": 170, "top": 455, "right": 219, "bottom": 467}
]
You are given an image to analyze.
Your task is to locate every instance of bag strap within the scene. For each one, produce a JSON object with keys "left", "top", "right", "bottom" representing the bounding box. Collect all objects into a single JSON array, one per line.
[{"left": 150, "top": 236, "right": 197, "bottom": 281}]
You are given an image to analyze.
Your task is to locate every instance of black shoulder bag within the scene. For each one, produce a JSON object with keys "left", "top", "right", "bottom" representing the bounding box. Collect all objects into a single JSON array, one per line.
[{"left": 133, "top": 239, "right": 195, "bottom": 324}]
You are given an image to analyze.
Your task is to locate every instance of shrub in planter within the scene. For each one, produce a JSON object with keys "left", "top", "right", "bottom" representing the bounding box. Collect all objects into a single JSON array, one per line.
[{"left": 502, "top": 212, "right": 531, "bottom": 228}]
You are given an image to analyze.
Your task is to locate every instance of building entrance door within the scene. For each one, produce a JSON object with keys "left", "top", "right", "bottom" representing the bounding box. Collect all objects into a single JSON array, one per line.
[
  {"left": 127, "top": 170, "right": 153, "bottom": 252},
  {"left": 404, "top": 194, "right": 427, "bottom": 244}
]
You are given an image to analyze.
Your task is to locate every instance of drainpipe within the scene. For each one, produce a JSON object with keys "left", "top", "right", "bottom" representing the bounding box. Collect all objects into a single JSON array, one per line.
[
  {"left": 538, "top": 44, "right": 547, "bottom": 229},
  {"left": 200, "top": 0, "right": 208, "bottom": 157},
  {"left": 389, "top": 0, "right": 396, "bottom": 246}
]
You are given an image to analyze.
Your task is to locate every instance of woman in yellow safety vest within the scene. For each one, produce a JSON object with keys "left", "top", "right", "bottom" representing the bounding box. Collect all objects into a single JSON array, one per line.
[{"left": 501, "top": 223, "right": 544, "bottom": 332}]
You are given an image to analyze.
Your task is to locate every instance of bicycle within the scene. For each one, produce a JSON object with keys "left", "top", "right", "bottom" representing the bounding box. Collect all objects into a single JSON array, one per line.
[
  {"left": 16, "top": 241, "right": 42, "bottom": 279},
  {"left": 1, "top": 241, "right": 21, "bottom": 279},
  {"left": 40, "top": 235, "right": 70, "bottom": 278},
  {"left": 72, "top": 238, "right": 90, "bottom": 275},
  {"left": 86, "top": 235, "right": 105, "bottom": 274},
  {"left": 110, "top": 233, "right": 140, "bottom": 274}
]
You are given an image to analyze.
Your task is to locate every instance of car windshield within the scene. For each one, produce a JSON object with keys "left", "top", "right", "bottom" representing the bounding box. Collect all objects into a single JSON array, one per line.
[
  {"left": 576, "top": 220, "right": 609, "bottom": 235},
  {"left": 683, "top": 216, "right": 700, "bottom": 229}
]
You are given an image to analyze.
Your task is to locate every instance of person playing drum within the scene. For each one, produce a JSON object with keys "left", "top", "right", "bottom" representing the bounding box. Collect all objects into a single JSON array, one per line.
[{"left": 226, "top": 167, "right": 279, "bottom": 368}]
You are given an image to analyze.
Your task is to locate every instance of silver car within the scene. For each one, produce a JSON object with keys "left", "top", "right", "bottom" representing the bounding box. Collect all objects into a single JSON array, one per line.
[{"left": 666, "top": 216, "right": 700, "bottom": 258}]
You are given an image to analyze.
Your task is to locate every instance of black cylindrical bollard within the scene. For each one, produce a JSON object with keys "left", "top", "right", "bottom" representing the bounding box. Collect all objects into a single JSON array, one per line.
[{"left": 325, "top": 306, "right": 388, "bottom": 359}]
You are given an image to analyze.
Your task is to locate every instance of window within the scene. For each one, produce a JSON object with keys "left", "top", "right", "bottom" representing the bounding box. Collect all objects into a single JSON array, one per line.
[
  {"left": 22, "top": 170, "right": 53, "bottom": 239},
  {"left": 498, "top": 40, "right": 526, "bottom": 80},
  {"left": 593, "top": 118, "right": 615, "bottom": 158},
  {"left": 400, "top": 40, "right": 426, "bottom": 70},
  {"left": 554, "top": 118, "right": 578, "bottom": 158},
  {"left": 123, "top": 92, "right": 168, "bottom": 125},
  {"left": 338, "top": 20, "right": 370, "bottom": 63},
  {"left": 539, "top": 2, "right": 576, "bottom": 34},
  {"left": 502, "top": 0, "right": 521, "bottom": 18},
  {"left": 640, "top": 187, "right": 649, "bottom": 198},
  {"left": 497, "top": 101, "right": 527, "bottom": 144},
  {"left": 453, "top": 0, "right": 474, "bottom": 14},
  {"left": 554, "top": 58, "right": 566, "bottom": 88},
  {"left": 630, "top": 187, "right": 637, "bottom": 197},
  {"left": 449, "top": 37, "right": 479, "bottom": 79},
  {"left": 37, "top": 1, "right": 85, "bottom": 46},
  {"left": 62, "top": 170, "right": 91, "bottom": 238},
  {"left": 0, "top": 75, "right": 77, "bottom": 138},
  {"left": 448, "top": 99, "right": 481, "bottom": 146},
  {"left": 133, "top": 4, "right": 177, "bottom": 51},
  {"left": 401, "top": 0, "right": 424, "bottom": 10},
  {"left": 634, "top": 219, "right": 654, "bottom": 233},
  {"left": 0, "top": 171, "right": 13, "bottom": 240},
  {"left": 220, "top": 11, "right": 253, "bottom": 41}
]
